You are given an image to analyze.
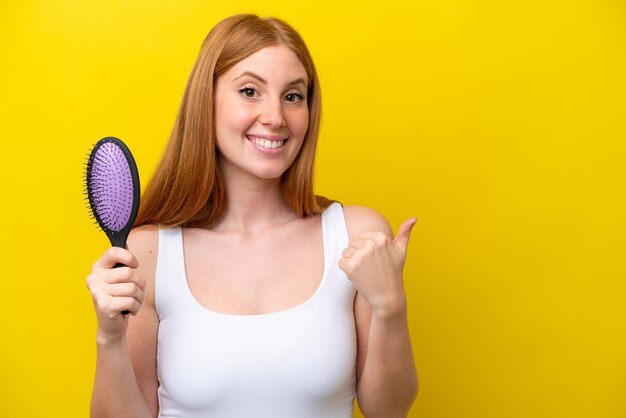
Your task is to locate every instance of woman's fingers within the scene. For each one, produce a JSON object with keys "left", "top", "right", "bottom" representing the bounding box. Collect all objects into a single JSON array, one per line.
[
  {"left": 107, "top": 282, "right": 145, "bottom": 302},
  {"left": 342, "top": 246, "right": 356, "bottom": 258},
  {"left": 87, "top": 247, "right": 144, "bottom": 314},
  {"left": 391, "top": 218, "right": 417, "bottom": 255},
  {"left": 348, "top": 231, "right": 390, "bottom": 249},
  {"left": 90, "top": 282, "right": 144, "bottom": 316},
  {"left": 91, "top": 247, "right": 139, "bottom": 272},
  {"left": 95, "top": 295, "right": 143, "bottom": 317},
  {"left": 87, "top": 272, "right": 145, "bottom": 306},
  {"left": 86, "top": 247, "right": 145, "bottom": 341},
  {"left": 87, "top": 266, "right": 143, "bottom": 287}
]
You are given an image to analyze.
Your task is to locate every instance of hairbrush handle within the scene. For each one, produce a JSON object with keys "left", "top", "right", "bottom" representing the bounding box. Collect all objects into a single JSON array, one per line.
[
  {"left": 113, "top": 262, "right": 131, "bottom": 316},
  {"left": 113, "top": 236, "right": 132, "bottom": 316},
  {"left": 111, "top": 228, "right": 132, "bottom": 315}
]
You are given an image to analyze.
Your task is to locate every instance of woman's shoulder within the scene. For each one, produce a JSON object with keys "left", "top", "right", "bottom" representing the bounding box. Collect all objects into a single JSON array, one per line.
[
  {"left": 128, "top": 224, "right": 160, "bottom": 245},
  {"left": 341, "top": 205, "right": 394, "bottom": 239},
  {"left": 127, "top": 224, "right": 160, "bottom": 266},
  {"left": 126, "top": 225, "right": 161, "bottom": 305}
]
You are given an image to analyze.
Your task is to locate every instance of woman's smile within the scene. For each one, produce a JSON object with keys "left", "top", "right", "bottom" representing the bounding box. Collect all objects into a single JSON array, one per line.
[{"left": 246, "top": 134, "right": 287, "bottom": 152}]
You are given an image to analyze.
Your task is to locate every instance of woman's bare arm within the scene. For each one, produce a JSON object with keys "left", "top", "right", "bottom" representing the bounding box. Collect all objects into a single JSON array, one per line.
[
  {"left": 88, "top": 227, "right": 159, "bottom": 418},
  {"left": 343, "top": 206, "right": 418, "bottom": 417}
]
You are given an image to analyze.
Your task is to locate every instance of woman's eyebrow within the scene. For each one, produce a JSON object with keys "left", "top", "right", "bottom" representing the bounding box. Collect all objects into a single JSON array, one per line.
[{"left": 233, "top": 71, "right": 306, "bottom": 87}]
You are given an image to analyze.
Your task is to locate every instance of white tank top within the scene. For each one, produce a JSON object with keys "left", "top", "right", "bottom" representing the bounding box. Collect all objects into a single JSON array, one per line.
[{"left": 155, "top": 202, "right": 357, "bottom": 418}]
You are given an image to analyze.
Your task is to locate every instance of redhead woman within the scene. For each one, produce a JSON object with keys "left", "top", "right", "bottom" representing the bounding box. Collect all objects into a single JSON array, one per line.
[{"left": 87, "top": 14, "right": 418, "bottom": 418}]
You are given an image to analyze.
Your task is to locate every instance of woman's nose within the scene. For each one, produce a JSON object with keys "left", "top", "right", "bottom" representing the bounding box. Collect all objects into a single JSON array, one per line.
[{"left": 258, "top": 98, "right": 287, "bottom": 128}]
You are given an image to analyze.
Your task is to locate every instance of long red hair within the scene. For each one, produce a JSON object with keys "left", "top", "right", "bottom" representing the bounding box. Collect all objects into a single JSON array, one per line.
[{"left": 135, "top": 14, "right": 331, "bottom": 228}]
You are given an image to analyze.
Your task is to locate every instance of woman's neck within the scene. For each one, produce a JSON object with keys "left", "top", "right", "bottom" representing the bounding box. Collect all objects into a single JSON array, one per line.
[{"left": 214, "top": 172, "right": 297, "bottom": 233}]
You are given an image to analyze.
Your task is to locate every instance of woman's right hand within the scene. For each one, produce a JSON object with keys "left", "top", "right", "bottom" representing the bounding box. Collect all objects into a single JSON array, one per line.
[{"left": 86, "top": 247, "right": 145, "bottom": 343}]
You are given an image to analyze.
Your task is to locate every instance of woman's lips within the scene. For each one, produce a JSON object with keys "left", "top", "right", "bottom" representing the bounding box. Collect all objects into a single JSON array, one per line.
[{"left": 246, "top": 135, "right": 287, "bottom": 150}]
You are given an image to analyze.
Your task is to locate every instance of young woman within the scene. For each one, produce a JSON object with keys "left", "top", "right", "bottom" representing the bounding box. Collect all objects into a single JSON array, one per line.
[{"left": 87, "top": 14, "right": 418, "bottom": 418}]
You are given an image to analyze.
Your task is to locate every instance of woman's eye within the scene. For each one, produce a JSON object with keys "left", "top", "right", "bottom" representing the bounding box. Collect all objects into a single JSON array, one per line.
[
  {"left": 285, "top": 92, "right": 305, "bottom": 103},
  {"left": 239, "top": 87, "right": 257, "bottom": 98}
]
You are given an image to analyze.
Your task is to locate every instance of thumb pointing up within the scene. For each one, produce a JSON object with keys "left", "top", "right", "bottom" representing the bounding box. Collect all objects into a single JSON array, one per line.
[{"left": 392, "top": 217, "right": 417, "bottom": 256}]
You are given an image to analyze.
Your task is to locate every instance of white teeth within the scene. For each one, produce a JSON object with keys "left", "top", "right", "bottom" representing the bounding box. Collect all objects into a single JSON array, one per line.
[{"left": 249, "top": 136, "right": 284, "bottom": 149}]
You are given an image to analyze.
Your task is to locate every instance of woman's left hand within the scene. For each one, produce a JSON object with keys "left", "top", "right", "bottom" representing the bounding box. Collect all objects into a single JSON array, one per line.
[{"left": 339, "top": 217, "right": 417, "bottom": 318}]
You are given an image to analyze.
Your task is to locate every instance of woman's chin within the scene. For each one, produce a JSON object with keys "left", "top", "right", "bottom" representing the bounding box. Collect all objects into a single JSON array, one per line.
[
  {"left": 254, "top": 169, "right": 288, "bottom": 181},
  {"left": 235, "top": 165, "right": 288, "bottom": 182}
]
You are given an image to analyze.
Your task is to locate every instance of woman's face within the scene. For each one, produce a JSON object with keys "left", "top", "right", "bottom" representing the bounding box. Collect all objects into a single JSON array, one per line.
[{"left": 214, "top": 45, "right": 309, "bottom": 182}]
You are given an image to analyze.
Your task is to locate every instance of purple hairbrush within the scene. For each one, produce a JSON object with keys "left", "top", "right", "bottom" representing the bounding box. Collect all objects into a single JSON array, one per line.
[{"left": 84, "top": 136, "right": 140, "bottom": 314}]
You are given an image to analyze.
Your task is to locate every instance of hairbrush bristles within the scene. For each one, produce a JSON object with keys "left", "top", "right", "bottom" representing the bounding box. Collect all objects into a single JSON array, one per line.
[
  {"left": 84, "top": 137, "right": 140, "bottom": 249},
  {"left": 89, "top": 143, "right": 134, "bottom": 232}
]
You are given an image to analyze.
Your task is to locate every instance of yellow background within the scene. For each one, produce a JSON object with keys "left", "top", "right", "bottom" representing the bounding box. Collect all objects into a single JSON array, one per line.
[{"left": 1, "top": 0, "right": 624, "bottom": 417}]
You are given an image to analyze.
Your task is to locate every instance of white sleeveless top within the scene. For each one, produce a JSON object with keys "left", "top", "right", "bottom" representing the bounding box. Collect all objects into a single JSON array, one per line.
[{"left": 155, "top": 203, "right": 357, "bottom": 418}]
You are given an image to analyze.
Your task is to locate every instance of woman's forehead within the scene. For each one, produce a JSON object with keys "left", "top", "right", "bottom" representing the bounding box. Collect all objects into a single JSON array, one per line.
[{"left": 226, "top": 45, "right": 308, "bottom": 85}]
